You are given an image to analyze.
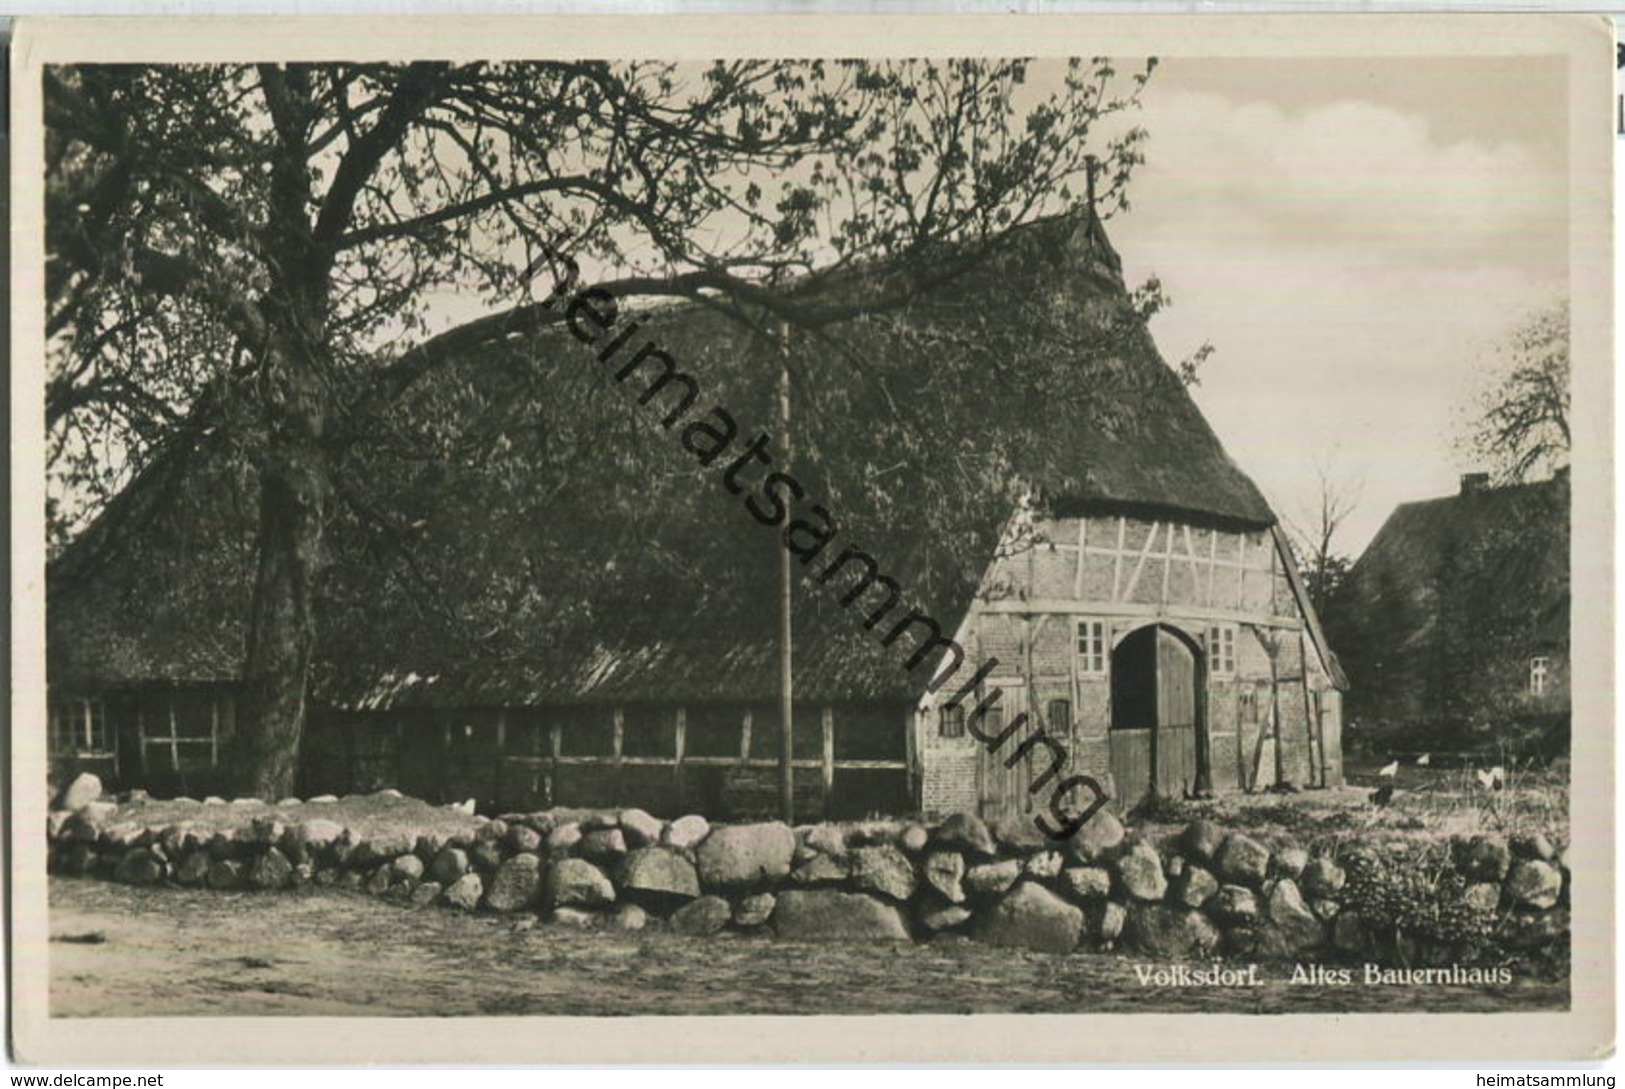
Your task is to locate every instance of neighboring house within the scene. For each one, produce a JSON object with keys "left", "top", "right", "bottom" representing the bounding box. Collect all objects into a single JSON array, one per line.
[
  {"left": 46, "top": 201, "right": 1346, "bottom": 820},
  {"left": 1324, "top": 469, "right": 1570, "bottom": 757}
]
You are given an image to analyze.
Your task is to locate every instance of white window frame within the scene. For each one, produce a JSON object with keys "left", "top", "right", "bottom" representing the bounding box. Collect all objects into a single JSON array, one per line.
[
  {"left": 1206, "top": 624, "right": 1237, "bottom": 676},
  {"left": 1076, "top": 619, "right": 1107, "bottom": 675},
  {"left": 1529, "top": 656, "right": 1551, "bottom": 697}
]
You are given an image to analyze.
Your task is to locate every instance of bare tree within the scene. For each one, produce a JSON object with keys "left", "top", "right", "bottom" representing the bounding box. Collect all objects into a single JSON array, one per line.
[
  {"left": 1287, "top": 455, "right": 1362, "bottom": 616},
  {"left": 1463, "top": 299, "right": 1570, "bottom": 483}
]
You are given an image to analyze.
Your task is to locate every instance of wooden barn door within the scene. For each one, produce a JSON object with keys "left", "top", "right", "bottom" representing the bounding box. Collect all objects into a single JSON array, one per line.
[
  {"left": 1109, "top": 624, "right": 1204, "bottom": 809},
  {"left": 976, "top": 684, "right": 1030, "bottom": 827},
  {"left": 1155, "top": 629, "right": 1198, "bottom": 798}
]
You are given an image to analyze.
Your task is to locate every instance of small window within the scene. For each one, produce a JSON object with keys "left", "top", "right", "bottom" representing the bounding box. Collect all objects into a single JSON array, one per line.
[
  {"left": 1530, "top": 657, "right": 1551, "bottom": 696},
  {"left": 939, "top": 704, "right": 966, "bottom": 739},
  {"left": 1047, "top": 699, "right": 1072, "bottom": 733},
  {"left": 1077, "top": 620, "right": 1107, "bottom": 674},
  {"left": 52, "top": 698, "right": 108, "bottom": 753},
  {"left": 1206, "top": 625, "right": 1237, "bottom": 675}
]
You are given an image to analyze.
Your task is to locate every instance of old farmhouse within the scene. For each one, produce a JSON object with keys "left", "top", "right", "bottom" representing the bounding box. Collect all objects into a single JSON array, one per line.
[
  {"left": 1325, "top": 469, "right": 1570, "bottom": 759},
  {"left": 47, "top": 201, "right": 1346, "bottom": 823}
]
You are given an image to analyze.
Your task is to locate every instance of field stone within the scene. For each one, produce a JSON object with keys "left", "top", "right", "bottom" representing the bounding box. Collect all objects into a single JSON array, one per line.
[
  {"left": 1463, "top": 882, "right": 1502, "bottom": 912},
  {"left": 1061, "top": 866, "right": 1112, "bottom": 902},
  {"left": 1114, "top": 843, "right": 1168, "bottom": 902},
  {"left": 733, "top": 892, "right": 776, "bottom": 928},
  {"left": 670, "top": 895, "right": 732, "bottom": 936},
  {"left": 1180, "top": 818, "right": 1224, "bottom": 863},
  {"left": 338, "top": 870, "right": 365, "bottom": 892},
  {"left": 444, "top": 872, "right": 484, "bottom": 911},
  {"left": 899, "top": 824, "right": 929, "bottom": 853},
  {"left": 484, "top": 853, "right": 542, "bottom": 912},
  {"left": 1271, "top": 845, "right": 1309, "bottom": 880},
  {"left": 309, "top": 794, "right": 339, "bottom": 804},
  {"left": 924, "top": 851, "right": 966, "bottom": 903},
  {"left": 1124, "top": 904, "right": 1221, "bottom": 958},
  {"left": 470, "top": 841, "right": 505, "bottom": 873},
  {"left": 1506, "top": 860, "right": 1563, "bottom": 909},
  {"left": 176, "top": 850, "right": 212, "bottom": 886},
  {"left": 546, "top": 822, "right": 583, "bottom": 857},
  {"left": 410, "top": 881, "right": 444, "bottom": 908},
  {"left": 391, "top": 854, "right": 426, "bottom": 881},
  {"left": 429, "top": 847, "right": 470, "bottom": 885},
  {"left": 919, "top": 899, "right": 973, "bottom": 932},
  {"left": 610, "top": 903, "right": 649, "bottom": 932},
  {"left": 663, "top": 814, "right": 710, "bottom": 851},
  {"left": 963, "top": 859, "right": 1021, "bottom": 897},
  {"left": 1266, "top": 878, "right": 1323, "bottom": 952},
  {"left": 1214, "top": 834, "right": 1271, "bottom": 885},
  {"left": 1067, "top": 809, "right": 1126, "bottom": 863},
  {"left": 1300, "top": 856, "right": 1346, "bottom": 899},
  {"left": 1512, "top": 833, "right": 1557, "bottom": 862},
  {"left": 552, "top": 907, "right": 598, "bottom": 928},
  {"left": 47, "top": 810, "right": 73, "bottom": 842},
  {"left": 366, "top": 865, "right": 394, "bottom": 897},
  {"left": 59, "top": 843, "right": 97, "bottom": 877},
  {"left": 1095, "top": 900, "right": 1129, "bottom": 945},
  {"left": 476, "top": 818, "right": 508, "bottom": 843},
  {"left": 616, "top": 846, "right": 701, "bottom": 912},
  {"left": 505, "top": 824, "right": 543, "bottom": 855},
  {"left": 771, "top": 889, "right": 910, "bottom": 942},
  {"left": 619, "top": 809, "right": 663, "bottom": 848},
  {"left": 115, "top": 849, "right": 166, "bottom": 886},
  {"left": 1165, "top": 856, "right": 1185, "bottom": 878},
  {"left": 1172, "top": 865, "right": 1220, "bottom": 909},
  {"left": 1211, "top": 884, "right": 1258, "bottom": 925},
  {"left": 544, "top": 857, "right": 616, "bottom": 909},
  {"left": 58, "top": 772, "right": 104, "bottom": 811},
  {"left": 790, "top": 853, "right": 849, "bottom": 886},
  {"left": 576, "top": 827, "right": 628, "bottom": 867},
  {"left": 204, "top": 796, "right": 227, "bottom": 805},
  {"left": 206, "top": 858, "right": 243, "bottom": 890},
  {"left": 247, "top": 847, "right": 294, "bottom": 890},
  {"left": 991, "top": 817, "right": 1049, "bottom": 853},
  {"left": 979, "top": 882, "right": 1085, "bottom": 954},
  {"left": 1310, "top": 898, "right": 1341, "bottom": 921},
  {"left": 804, "top": 824, "right": 848, "bottom": 857},
  {"left": 849, "top": 845, "right": 916, "bottom": 902},
  {"left": 696, "top": 822, "right": 795, "bottom": 890},
  {"left": 932, "top": 813, "right": 998, "bottom": 858},
  {"left": 1457, "top": 834, "right": 1512, "bottom": 883},
  {"left": 1024, "top": 851, "right": 1063, "bottom": 879},
  {"left": 356, "top": 829, "right": 415, "bottom": 867}
]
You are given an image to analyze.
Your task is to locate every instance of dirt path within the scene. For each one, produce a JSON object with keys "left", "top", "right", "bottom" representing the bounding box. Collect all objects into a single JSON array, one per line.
[{"left": 48, "top": 877, "right": 1567, "bottom": 1017}]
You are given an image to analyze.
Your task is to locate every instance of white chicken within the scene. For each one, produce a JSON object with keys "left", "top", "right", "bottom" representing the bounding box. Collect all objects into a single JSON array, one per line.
[
  {"left": 1475, "top": 767, "right": 1505, "bottom": 792},
  {"left": 1415, "top": 753, "right": 1431, "bottom": 767},
  {"left": 1377, "top": 760, "right": 1399, "bottom": 778}
]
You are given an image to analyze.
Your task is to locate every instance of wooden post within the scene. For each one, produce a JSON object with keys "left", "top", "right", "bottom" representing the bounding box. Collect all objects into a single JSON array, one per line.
[
  {"left": 167, "top": 695, "right": 180, "bottom": 771},
  {"left": 495, "top": 709, "right": 507, "bottom": 811},
  {"left": 210, "top": 697, "right": 220, "bottom": 768},
  {"left": 1299, "top": 628, "right": 1321, "bottom": 787},
  {"left": 137, "top": 703, "right": 147, "bottom": 777},
  {"left": 674, "top": 707, "right": 687, "bottom": 809},
  {"left": 821, "top": 705, "right": 835, "bottom": 818},
  {"left": 549, "top": 719, "right": 561, "bottom": 807},
  {"left": 777, "top": 323, "right": 794, "bottom": 825}
]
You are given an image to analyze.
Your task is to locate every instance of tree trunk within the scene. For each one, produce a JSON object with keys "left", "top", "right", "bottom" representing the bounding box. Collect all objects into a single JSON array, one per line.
[{"left": 237, "top": 316, "right": 329, "bottom": 799}]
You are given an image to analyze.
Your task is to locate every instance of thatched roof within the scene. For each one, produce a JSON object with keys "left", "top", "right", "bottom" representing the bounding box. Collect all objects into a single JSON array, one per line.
[
  {"left": 1322, "top": 471, "right": 1570, "bottom": 726},
  {"left": 49, "top": 205, "right": 1280, "bottom": 706}
]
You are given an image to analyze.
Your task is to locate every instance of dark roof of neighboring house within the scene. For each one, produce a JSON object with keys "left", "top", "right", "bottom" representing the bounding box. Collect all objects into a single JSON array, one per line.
[
  {"left": 49, "top": 205, "right": 1281, "bottom": 705},
  {"left": 1323, "top": 471, "right": 1570, "bottom": 715}
]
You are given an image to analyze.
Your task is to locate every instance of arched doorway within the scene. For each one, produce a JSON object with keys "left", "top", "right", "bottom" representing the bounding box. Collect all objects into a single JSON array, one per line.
[{"left": 1108, "top": 624, "right": 1208, "bottom": 807}]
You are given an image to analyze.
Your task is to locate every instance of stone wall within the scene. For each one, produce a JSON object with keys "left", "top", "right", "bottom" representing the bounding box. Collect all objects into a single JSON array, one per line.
[{"left": 46, "top": 789, "right": 1568, "bottom": 964}]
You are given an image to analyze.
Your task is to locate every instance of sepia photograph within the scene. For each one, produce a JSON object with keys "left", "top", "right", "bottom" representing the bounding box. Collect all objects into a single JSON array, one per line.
[{"left": 8, "top": 13, "right": 1613, "bottom": 1065}]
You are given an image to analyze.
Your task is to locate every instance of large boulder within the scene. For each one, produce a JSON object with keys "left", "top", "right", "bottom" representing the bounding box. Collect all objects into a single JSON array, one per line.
[
  {"left": 483, "top": 853, "right": 542, "bottom": 912},
  {"left": 963, "top": 859, "right": 1021, "bottom": 898},
  {"left": 931, "top": 813, "right": 998, "bottom": 858},
  {"left": 1094, "top": 900, "right": 1129, "bottom": 946},
  {"left": 1300, "top": 856, "right": 1346, "bottom": 899},
  {"left": 663, "top": 814, "right": 710, "bottom": 851},
  {"left": 410, "top": 881, "right": 444, "bottom": 908},
  {"left": 804, "top": 824, "right": 849, "bottom": 857},
  {"left": 1114, "top": 843, "right": 1168, "bottom": 902},
  {"left": 57, "top": 772, "right": 104, "bottom": 812},
  {"left": 1456, "top": 834, "right": 1512, "bottom": 883},
  {"left": 772, "top": 889, "right": 911, "bottom": 942},
  {"left": 1271, "top": 845, "right": 1309, "bottom": 880},
  {"left": 977, "top": 881, "right": 1084, "bottom": 954},
  {"left": 617, "top": 847, "right": 700, "bottom": 912},
  {"left": 546, "top": 822, "right": 583, "bottom": 857},
  {"left": 1265, "top": 878, "right": 1324, "bottom": 953},
  {"left": 353, "top": 830, "right": 415, "bottom": 868},
  {"left": 1061, "top": 866, "right": 1112, "bottom": 902},
  {"left": 1065, "top": 809, "right": 1125, "bottom": 863},
  {"left": 1124, "top": 904, "right": 1221, "bottom": 958},
  {"left": 544, "top": 857, "right": 616, "bottom": 909},
  {"left": 390, "top": 854, "right": 425, "bottom": 882},
  {"left": 576, "top": 827, "right": 628, "bottom": 867},
  {"left": 924, "top": 851, "right": 967, "bottom": 904},
  {"left": 790, "top": 853, "right": 849, "bottom": 886},
  {"left": 505, "top": 824, "right": 543, "bottom": 855},
  {"left": 670, "top": 895, "right": 732, "bottom": 936},
  {"left": 1506, "top": 860, "right": 1563, "bottom": 910},
  {"left": 1214, "top": 834, "right": 1271, "bottom": 885},
  {"left": 444, "top": 872, "right": 484, "bottom": 911},
  {"left": 248, "top": 847, "right": 294, "bottom": 890},
  {"left": 619, "top": 809, "right": 663, "bottom": 848},
  {"left": 696, "top": 822, "right": 796, "bottom": 890},
  {"left": 849, "top": 845, "right": 917, "bottom": 902},
  {"left": 1179, "top": 818, "right": 1225, "bottom": 863},
  {"left": 429, "top": 847, "right": 470, "bottom": 886},
  {"left": 1172, "top": 865, "right": 1220, "bottom": 909},
  {"left": 1211, "top": 884, "right": 1260, "bottom": 925},
  {"left": 733, "top": 892, "right": 776, "bottom": 928}
]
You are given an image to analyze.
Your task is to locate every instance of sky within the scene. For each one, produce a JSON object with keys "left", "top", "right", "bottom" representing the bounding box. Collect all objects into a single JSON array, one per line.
[{"left": 1104, "top": 56, "right": 1570, "bottom": 555}]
